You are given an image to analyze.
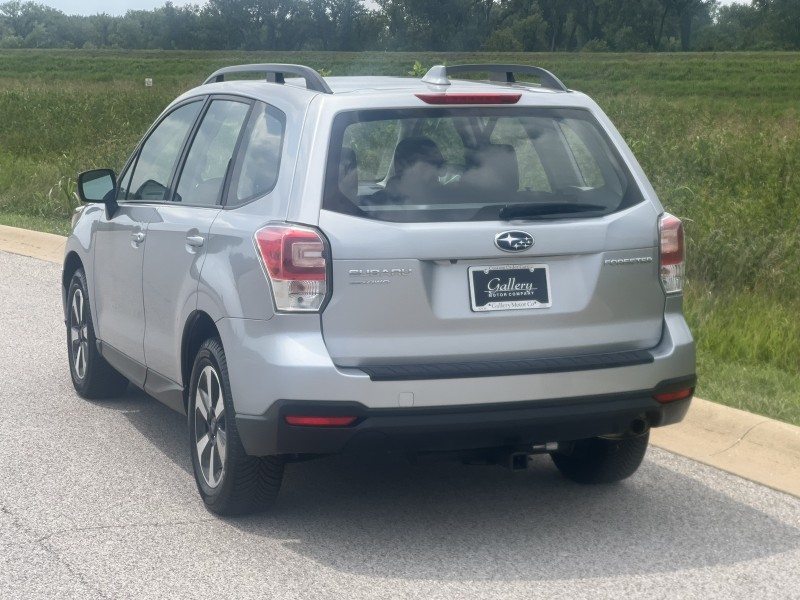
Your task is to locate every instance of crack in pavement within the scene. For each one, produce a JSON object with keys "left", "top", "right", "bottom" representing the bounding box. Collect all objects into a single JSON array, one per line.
[
  {"left": 708, "top": 419, "right": 769, "bottom": 458},
  {"left": 1, "top": 504, "right": 112, "bottom": 599},
  {"left": 33, "top": 516, "right": 218, "bottom": 544},
  {"left": 1, "top": 503, "right": 214, "bottom": 599}
]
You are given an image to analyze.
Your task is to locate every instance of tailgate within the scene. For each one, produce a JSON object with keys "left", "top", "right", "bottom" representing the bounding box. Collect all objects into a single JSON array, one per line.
[{"left": 319, "top": 203, "right": 663, "bottom": 368}]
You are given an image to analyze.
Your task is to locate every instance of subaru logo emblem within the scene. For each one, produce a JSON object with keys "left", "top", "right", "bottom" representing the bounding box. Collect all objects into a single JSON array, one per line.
[{"left": 494, "top": 231, "right": 534, "bottom": 252}]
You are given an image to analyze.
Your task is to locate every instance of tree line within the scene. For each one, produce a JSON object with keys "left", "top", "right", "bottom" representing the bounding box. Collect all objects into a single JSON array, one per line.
[{"left": 1, "top": 0, "right": 798, "bottom": 52}]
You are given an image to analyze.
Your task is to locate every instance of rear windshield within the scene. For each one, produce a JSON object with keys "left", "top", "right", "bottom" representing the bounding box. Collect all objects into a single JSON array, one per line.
[{"left": 323, "top": 107, "right": 643, "bottom": 222}]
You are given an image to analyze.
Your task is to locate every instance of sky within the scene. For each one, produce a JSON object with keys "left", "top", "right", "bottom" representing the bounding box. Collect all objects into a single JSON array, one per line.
[
  {"left": 43, "top": 1, "right": 199, "bottom": 16},
  {"left": 43, "top": 0, "right": 742, "bottom": 18}
]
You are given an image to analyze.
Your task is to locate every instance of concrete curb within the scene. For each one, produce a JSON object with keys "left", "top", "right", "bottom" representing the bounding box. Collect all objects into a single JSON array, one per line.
[
  {"left": 2, "top": 224, "right": 799, "bottom": 498},
  {"left": 650, "top": 398, "right": 800, "bottom": 497},
  {"left": 0, "top": 224, "right": 66, "bottom": 264}
]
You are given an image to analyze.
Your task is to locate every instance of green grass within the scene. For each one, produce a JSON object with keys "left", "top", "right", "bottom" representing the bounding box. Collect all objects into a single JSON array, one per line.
[
  {"left": 1, "top": 49, "right": 798, "bottom": 426},
  {"left": 0, "top": 212, "right": 73, "bottom": 236},
  {"left": 697, "top": 355, "right": 800, "bottom": 426}
]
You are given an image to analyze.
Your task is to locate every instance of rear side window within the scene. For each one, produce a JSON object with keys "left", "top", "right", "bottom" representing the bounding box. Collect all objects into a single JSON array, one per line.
[
  {"left": 323, "top": 108, "right": 642, "bottom": 223},
  {"left": 227, "top": 103, "right": 286, "bottom": 206}
]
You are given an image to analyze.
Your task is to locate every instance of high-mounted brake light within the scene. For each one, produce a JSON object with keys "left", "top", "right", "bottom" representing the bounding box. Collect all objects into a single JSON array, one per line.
[
  {"left": 254, "top": 225, "right": 328, "bottom": 312},
  {"left": 285, "top": 416, "right": 358, "bottom": 427},
  {"left": 415, "top": 93, "right": 521, "bottom": 105},
  {"left": 659, "top": 213, "right": 685, "bottom": 294}
]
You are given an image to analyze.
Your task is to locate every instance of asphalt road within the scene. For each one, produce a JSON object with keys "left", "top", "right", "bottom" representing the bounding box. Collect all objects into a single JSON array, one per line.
[{"left": 1, "top": 250, "right": 799, "bottom": 600}]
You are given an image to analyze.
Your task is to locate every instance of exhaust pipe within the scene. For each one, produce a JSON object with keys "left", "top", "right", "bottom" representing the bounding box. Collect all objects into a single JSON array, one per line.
[
  {"left": 606, "top": 418, "right": 650, "bottom": 439},
  {"left": 630, "top": 418, "right": 650, "bottom": 436}
]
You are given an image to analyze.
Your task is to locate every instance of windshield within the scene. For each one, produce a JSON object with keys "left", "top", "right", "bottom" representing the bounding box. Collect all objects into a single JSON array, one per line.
[{"left": 322, "top": 107, "right": 643, "bottom": 223}]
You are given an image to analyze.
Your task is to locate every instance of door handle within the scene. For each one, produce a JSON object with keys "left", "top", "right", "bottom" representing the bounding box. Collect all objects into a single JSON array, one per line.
[
  {"left": 186, "top": 235, "right": 205, "bottom": 248},
  {"left": 131, "top": 232, "right": 146, "bottom": 243}
]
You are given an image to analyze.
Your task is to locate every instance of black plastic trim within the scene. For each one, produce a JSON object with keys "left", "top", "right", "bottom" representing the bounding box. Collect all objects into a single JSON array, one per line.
[
  {"left": 143, "top": 368, "right": 186, "bottom": 415},
  {"left": 236, "top": 376, "right": 695, "bottom": 457},
  {"left": 97, "top": 340, "right": 146, "bottom": 387},
  {"left": 358, "top": 349, "right": 654, "bottom": 381}
]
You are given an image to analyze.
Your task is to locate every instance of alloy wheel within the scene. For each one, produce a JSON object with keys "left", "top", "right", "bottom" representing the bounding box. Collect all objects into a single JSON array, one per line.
[
  {"left": 193, "top": 365, "right": 227, "bottom": 488},
  {"left": 69, "top": 288, "right": 89, "bottom": 380}
]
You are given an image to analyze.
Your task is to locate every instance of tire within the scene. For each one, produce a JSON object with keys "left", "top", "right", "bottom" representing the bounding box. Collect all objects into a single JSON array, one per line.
[
  {"left": 66, "top": 269, "right": 129, "bottom": 399},
  {"left": 188, "top": 337, "right": 284, "bottom": 515},
  {"left": 550, "top": 431, "right": 650, "bottom": 484}
]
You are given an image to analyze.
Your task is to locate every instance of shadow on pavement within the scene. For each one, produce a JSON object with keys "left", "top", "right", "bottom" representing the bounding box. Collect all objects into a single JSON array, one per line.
[
  {"left": 110, "top": 388, "right": 800, "bottom": 582},
  {"left": 100, "top": 386, "right": 193, "bottom": 476}
]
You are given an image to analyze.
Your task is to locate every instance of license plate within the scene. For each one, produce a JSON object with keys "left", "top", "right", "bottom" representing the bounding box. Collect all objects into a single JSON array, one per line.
[{"left": 469, "top": 264, "right": 551, "bottom": 312}]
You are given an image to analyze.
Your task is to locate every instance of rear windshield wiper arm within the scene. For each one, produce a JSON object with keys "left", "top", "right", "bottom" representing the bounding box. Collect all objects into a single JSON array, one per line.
[{"left": 498, "top": 202, "right": 607, "bottom": 220}]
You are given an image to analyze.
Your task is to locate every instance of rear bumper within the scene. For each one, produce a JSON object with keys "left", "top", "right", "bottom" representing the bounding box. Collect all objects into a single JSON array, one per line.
[
  {"left": 218, "top": 310, "right": 695, "bottom": 416},
  {"left": 236, "top": 378, "right": 694, "bottom": 456},
  {"left": 219, "top": 301, "right": 695, "bottom": 456}
]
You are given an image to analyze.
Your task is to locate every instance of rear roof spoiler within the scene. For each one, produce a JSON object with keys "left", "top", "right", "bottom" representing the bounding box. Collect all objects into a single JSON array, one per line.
[{"left": 422, "top": 64, "right": 568, "bottom": 92}]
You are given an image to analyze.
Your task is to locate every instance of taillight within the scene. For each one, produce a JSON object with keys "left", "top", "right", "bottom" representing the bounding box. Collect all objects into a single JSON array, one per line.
[
  {"left": 659, "top": 213, "right": 684, "bottom": 294},
  {"left": 653, "top": 388, "right": 693, "bottom": 403},
  {"left": 254, "top": 225, "right": 328, "bottom": 312},
  {"left": 415, "top": 93, "right": 521, "bottom": 105}
]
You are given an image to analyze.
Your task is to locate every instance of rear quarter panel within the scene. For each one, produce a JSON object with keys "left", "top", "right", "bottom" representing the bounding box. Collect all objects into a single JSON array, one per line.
[{"left": 196, "top": 87, "right": 315, "bottom": 323}]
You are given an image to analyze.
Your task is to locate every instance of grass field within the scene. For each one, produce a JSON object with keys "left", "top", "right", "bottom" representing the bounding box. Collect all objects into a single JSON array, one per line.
[{"left": 1, "top": 49, "right": 798, "bottom": 425}]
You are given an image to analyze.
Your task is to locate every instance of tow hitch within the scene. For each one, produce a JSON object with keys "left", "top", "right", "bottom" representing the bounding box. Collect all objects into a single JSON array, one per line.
[{"left": 493, "top": 442, "right": 561, "bottom": 471}]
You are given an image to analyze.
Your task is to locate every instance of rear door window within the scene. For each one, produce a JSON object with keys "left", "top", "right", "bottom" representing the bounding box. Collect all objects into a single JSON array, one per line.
[
  {"left": 323, "top": 108, "right": 642, "bottom": 223},
  {"left": 175, "top": 99, "right": 251, "bottom": 207}
]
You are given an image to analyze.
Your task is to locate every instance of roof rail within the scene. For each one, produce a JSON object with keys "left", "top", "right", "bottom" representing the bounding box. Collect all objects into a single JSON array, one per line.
[
  {"left": 203, "top": 63, "right": 333, "bottom": 94},
  {"left": 422, "top": 64, "right": 568, "bottom": 93}
]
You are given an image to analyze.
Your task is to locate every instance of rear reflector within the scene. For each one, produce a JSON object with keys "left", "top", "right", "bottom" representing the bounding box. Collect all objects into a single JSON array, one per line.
[
  {"left": 653, "top": 388, "right": 693, "bottom": 403},
  {"left": 659, "top": 213, "right": 685, "bottom": 294},
  {"left": 254, "top": 225, "right": 328, "bottom": 312},
  {"left": 285, "top": 416, "right": 358, "bottom": 427},
  {"left": 415, "top": 93, "right": 521, "bottom": 105}
]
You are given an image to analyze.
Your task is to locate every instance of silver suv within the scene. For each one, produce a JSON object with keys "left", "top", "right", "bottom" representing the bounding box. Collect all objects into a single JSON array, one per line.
[{"left": 64, "top": 63, "right": 695, "bottom": 515}]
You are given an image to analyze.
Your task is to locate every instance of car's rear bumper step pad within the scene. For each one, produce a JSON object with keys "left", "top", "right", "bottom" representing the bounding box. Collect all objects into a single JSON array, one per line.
[{"left": 357, "top": 349, "right": 654, "bottom": 381}]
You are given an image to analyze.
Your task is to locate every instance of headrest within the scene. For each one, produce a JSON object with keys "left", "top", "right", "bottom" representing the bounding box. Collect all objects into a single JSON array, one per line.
[
  {"left": 393, "top": 137, "right": 445, "bottom": 176},
  {"left": 465, "top": 144, "right": 519, "bottom": 192},
  {"left": 338, "top": 146, "right": 358, "bottom": 200}
]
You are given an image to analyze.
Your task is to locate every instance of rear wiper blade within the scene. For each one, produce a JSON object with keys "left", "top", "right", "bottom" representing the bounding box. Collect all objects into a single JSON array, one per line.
[{"left": 498, "top": 202, "right": 607, "bottom": 220}]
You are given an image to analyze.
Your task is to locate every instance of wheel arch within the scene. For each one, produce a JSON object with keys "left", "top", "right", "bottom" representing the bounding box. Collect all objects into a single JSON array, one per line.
[
  {"left": 182, "top": 311, "right": 221, "bottom": 411},
  {"left": 62, "top": 251, "right": 84, "bottom": 319}
]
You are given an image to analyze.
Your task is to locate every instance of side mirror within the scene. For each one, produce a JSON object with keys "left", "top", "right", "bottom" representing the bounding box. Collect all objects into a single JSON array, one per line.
[{"left": 77, "top": 169, "right": 117, "bottom": 203}]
